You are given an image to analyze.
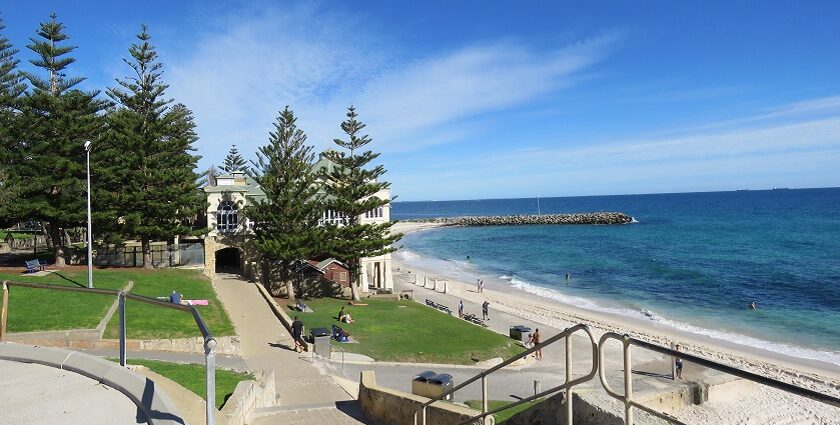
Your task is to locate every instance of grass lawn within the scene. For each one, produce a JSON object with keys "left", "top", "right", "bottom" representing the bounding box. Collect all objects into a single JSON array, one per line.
[
  {"left": 0, "top": 268, "right": 234, "bottom": 339},
  {"left": 2, "top": 231, "right": 36, "bottom": 240},
  {"left": 296, "top": 298, "right": 523, "bottom": 364},
  {"left": 464, "top": 399, "right": 544, "bottom": 424},
  {"left": 119, "top": 358, "right": 252, "bottom": 409}
]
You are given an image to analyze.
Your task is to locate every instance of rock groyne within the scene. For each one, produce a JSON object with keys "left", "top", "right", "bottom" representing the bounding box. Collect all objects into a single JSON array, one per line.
[{"left": 416, "top": 212, "right": 634, "bottom": 226}]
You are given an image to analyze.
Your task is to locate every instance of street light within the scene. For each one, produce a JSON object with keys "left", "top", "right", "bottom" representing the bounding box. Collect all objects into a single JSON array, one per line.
[{"left": 84, "top": 140, "right": 93, "bottom": 289}]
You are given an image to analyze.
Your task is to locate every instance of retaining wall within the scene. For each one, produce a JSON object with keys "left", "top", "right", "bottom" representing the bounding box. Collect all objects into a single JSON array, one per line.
[{"left": 219, "top": 369, "right": 276, "bottom": 425}]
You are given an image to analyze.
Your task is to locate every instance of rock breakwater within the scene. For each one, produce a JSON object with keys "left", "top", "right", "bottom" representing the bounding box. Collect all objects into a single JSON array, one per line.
[{"left": 415, "top": 212, "right": 634, "bottom": 226}]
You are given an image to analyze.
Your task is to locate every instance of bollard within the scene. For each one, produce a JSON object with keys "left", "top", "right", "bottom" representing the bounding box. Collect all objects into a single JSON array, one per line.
[
  {"left": 671, "top": 342, "right": 677, "bottom": 380},
  {"left": 534, "top": 379, "right": 541, "bottom": 396}
]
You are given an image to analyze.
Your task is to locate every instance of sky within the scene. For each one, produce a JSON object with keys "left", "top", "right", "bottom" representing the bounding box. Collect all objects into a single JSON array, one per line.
[{"left": 3, "top": 1, "right": 840, "bottom": 201}]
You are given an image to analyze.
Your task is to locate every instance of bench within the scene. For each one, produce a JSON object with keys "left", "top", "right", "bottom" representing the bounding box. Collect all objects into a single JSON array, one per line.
[
  {"left": 24, "top": 259, "right": 46, "bottom": 273},
  {"left": 463, "top": 313, "right": 487, "bottom": 327},
  {"left": 425, "top": 299, "right": 453, "bottom": 315}
]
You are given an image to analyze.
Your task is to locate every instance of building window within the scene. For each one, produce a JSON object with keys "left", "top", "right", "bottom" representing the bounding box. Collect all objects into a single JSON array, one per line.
[
  {"left": 217, "top": 201, "right": 238, "bottom": 233},
  {"left": 364, "top": 207, "right": 384, "bottom": 219},
  {"left": 321, "top": 209, "right": 350, "bottom": 226}
]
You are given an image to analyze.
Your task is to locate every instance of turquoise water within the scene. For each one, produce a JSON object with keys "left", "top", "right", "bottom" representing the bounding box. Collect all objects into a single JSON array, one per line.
[{"left": 393, "top": 188, "right": 840, "bottom": 364}]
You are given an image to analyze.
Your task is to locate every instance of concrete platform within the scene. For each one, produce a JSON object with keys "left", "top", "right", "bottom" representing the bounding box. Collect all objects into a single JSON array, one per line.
[{"left": 0, "top": 360, "right": 143, "bottom": 425}]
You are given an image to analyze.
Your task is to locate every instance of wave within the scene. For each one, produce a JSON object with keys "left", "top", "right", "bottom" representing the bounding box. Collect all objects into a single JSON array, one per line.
[
  {"left": 630, "top": 217, "right": 639, "bottom": 224},
  {"left": 632, "top": 308, "right": 840, "bottom": 365},
  {"left": 398, "top": 247, "right": 840, "bottom": 366}
]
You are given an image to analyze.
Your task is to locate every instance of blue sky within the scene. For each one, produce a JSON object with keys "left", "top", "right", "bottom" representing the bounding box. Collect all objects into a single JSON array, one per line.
[{"left": 4, "top": 1, "right": 840, "bottom": 201}]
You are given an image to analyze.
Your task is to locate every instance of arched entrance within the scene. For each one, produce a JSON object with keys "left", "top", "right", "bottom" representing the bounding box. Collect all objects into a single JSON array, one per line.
[{"left": 215, "top": 247, "right": 242, "bottom": 274}]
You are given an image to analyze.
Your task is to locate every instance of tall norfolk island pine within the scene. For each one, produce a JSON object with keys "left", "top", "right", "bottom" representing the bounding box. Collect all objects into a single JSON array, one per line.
[
  {"left": 320, "top": 106, "right": 402, "bottom": 301},
  {"left": 0, "top": 16, "right": 26, "bottom": 226},
  {"left": 100, "top": 26, "right": 204, "bottom": 268},
  {"left": 223, "top": 145, "right": 247, "bottom": 173},
  {"left": 247, "top": 107, "right": 323, "bottom": 301},
  {"left": 17, "top": 14, "right": 106, "bottom": 266}
]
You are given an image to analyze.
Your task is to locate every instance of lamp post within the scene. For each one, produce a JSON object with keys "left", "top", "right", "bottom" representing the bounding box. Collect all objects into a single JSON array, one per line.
[{"left": 84, "top": 141, "right": 93, "bottom": 289}]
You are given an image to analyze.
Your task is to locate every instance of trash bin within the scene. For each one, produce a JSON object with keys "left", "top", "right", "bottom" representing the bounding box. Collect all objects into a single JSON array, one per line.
[
  {"left": 509, "top": 325, "right": 532, "bottom": 341},
  {"left": 314, "top": 335, "right": 331, "bottom": 358},
  {"left": 311, "top": 327, "right": 330, "bottom": 338},
  {"left": 428, "top": 373, "right": 454, "bottom": 401},
  {"left": 411, "top": 370, "right": 437, "bottom": 398}
]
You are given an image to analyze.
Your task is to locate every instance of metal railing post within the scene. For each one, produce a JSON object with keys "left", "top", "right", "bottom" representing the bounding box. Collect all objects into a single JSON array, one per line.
[
  {"left": 421, "top": 406, "right": 427, "bottom": 425},
  {"left": 1, "top": 281, "right": 8, "bottom": 342},
  {"left": 623, "top": 336, "right": 634, "bottom": 425},
  {"left": 118, "top": 291, "right": 127, "bottom": 367},
  {"left": 565, "top": 333, "right": 573, "bottom": 424},
  {"left": 205, "top": 336, "right": 217, "bottom": 425},
  {"left": 481, "top": 375, "right": 488, "bottom": 425}
]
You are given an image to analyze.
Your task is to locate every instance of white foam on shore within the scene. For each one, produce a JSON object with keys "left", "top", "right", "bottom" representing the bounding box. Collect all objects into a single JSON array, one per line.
[{"left": 398, "top": 247, "right": 840, "bottom": 366}]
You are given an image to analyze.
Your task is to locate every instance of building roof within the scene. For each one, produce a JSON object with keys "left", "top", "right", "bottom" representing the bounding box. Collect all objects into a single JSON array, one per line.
[
  {"left": 203, "top": 176, "right": 266, "bottom": 200},
  {"left": 310, "top": 258, "right": 349, "bottom": 271}
]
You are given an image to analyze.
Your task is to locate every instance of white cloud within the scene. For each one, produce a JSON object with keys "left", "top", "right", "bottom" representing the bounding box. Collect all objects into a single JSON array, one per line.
[{"left": 165, "top": 4, "right": 617, "bottom": 168}]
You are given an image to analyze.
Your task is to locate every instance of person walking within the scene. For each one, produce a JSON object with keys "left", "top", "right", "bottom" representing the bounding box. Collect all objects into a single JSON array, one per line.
[
  {"left": 482, "top": 300, "right": 490, "bottom": 321},
  {"left": 675, "top": 344, "right": 684, "bottom": 379},
  {"left": 291, "top": 316, "right": 305, "bottom": 353},
  {"left": 458, "top": 300, "right": 465, "bottom": 318}
]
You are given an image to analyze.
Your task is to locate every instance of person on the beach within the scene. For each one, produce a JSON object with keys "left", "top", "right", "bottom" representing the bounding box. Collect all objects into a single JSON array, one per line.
[
  {"left": 291, "top": 316, "right": 304, "bottom": 353},
  {"left": 482, "top": 300, "right": 490, "bottom": 320},
  {"left": 675, "top": 344, "right": 684, "bottom": 379},
  {"left": 458, "top": 300, "right": 465, "bottom": 318},
  {"left": 476, "top": 278, "right": 481, "bottom": 292},
  {"left": 529, "top": 329, "right": 542, "bottom": 360},
  {"left": 749, "top": 301, "right": 756, "bottom": 310}
]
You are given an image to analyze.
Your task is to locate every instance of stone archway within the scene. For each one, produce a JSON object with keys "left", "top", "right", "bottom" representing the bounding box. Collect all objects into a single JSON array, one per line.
[{"left": 214, "top": 247, "right": 242, "bottom": 274}]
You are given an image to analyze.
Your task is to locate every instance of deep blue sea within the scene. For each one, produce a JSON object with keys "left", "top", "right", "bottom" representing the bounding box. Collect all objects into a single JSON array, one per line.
[{"left": 392, "top": 188, "right": 840, "bottom": 365}]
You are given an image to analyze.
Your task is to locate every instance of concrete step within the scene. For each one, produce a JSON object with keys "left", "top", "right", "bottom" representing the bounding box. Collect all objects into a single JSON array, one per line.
[{"left": 248, "top": 401, "right": 377, "bottom": 425}]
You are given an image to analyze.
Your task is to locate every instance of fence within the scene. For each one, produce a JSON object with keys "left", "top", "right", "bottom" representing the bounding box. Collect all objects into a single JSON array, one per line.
[{"left": 91, "top": 242, "right": 205, "bottom": 268}]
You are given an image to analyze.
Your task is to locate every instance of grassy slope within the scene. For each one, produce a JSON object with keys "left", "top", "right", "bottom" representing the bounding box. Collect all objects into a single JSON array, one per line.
[
  {"left": 0, "top": 268, "right": 234, "bottom": 338},
  {"left": 297, "top": 298, "right": 523, "bottom": 364},
  {"left": 122, "top": 358, "right": 252, "bottom": 409}
]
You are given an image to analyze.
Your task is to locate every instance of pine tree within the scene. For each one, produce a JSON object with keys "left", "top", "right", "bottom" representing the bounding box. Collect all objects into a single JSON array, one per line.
[
  {"left": 0, "top": 16, "right": 26, "bottom": 227},
  {"left": 223, "top": 144, "right": 247, "bottom": 173},
  {"left": 18, "top": 14, "right": 106, "bottom": 266},
  {"left": 100, "top": 26, "right": 204, "bottom": 268},
  {"left": 320, "top": 106, "right": 402, "bottom": 301},
  {"left": 247, "top": 107, "right": 323, "bottom": 301}
]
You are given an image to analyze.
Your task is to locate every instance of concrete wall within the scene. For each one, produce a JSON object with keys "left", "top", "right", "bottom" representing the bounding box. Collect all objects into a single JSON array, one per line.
[
  {"left": 358, "top": 370, "right": 489, "bottom": 425},
  {"left": 219, "top": 369, "right": 276, "bottom": 425}
]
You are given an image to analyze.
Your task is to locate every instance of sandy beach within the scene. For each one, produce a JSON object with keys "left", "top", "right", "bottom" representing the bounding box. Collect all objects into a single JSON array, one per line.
[{"left": 391, "top": 221, "right": 840, "bottom": 423}]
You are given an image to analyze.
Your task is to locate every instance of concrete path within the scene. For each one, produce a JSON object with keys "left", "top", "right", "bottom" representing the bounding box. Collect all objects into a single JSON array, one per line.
[
  {"left": 0, "top": 360, "right": 141, "bottom": 425},
  {"left": 212, "top": 273, "right": 371, "bottom": 424}
]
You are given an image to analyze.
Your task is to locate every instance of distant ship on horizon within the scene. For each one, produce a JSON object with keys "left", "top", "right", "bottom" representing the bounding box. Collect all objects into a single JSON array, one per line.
[
  {"left": 736, "top": 188, "right": 750, "bottom": 191},
  {"left": 772, "top": 187, "right": 790, "bottom": 190}
]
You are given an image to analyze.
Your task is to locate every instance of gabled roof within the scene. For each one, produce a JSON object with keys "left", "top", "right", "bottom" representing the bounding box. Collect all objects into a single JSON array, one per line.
[{"left": 310, "top": 257, "right": 349, "bottom": 271}]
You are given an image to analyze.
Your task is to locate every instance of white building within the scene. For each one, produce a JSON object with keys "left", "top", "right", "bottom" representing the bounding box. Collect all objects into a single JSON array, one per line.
[{"left": 202, "top": 152, "right": 393, "bottom": 293}]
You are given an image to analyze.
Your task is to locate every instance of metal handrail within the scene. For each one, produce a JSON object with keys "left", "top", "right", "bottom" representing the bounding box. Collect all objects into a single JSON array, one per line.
[
  {"left": 1, "top": 279, "right": 218, "bottom": 425},
  {"left": 598, "top": 332, "right": 840, "bottom": 425},
  {"left": 413, "top": 323, "right": 598, "bottom": 425}
]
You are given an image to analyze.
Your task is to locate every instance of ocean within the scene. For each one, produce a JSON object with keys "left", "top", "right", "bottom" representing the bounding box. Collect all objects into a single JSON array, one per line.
[{"left": 391, "top": 188, "right": 840, "bottom": 365}]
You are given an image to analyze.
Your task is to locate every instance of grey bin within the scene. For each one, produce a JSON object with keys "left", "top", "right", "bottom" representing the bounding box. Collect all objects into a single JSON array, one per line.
[
  {"left": 411, "top": 371, "right": 438, "bottom": 399},
  {"left": 428, "top": 373, "right": 454, "bottom": 401},
  {"left": 509, "top": 325, "right": 532, "bottom": 341},
  {"left": 314, "top": 335, "right": 331, "bottom": 358}
]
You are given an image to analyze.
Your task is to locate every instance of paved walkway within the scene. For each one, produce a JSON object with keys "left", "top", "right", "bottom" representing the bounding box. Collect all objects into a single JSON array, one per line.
[{"left": 212, "top": 273, "right": 371, "bottom": 424}]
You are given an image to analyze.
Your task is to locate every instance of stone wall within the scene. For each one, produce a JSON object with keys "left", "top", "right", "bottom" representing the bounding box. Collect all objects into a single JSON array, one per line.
[
  {"left": 415, "top": 212, "right": 634, "bottom": 226},
  {"left": 219, "top": 369, "right": 276, "bottom": 425},
  {"left": 358, "top": 370, "right": 489, "bottom": 425}
]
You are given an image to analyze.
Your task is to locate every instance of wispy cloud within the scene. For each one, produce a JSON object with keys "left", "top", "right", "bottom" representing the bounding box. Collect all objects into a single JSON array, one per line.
[
  {"left": 165, "top": 4, "right": 618, "bottom": 167},
  {"left": 390, "top": 97, "right": 840, "bottom": 199}
]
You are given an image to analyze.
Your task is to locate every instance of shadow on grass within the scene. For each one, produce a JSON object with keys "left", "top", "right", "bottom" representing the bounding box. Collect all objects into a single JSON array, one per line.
[{"left": 54, "top": 272, "right": 86, "bottom": 288}]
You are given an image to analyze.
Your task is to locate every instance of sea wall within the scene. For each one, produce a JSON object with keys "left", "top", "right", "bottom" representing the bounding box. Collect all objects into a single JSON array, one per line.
[{"left": 416, "top": 212, "right": 633, "bottom": 226}]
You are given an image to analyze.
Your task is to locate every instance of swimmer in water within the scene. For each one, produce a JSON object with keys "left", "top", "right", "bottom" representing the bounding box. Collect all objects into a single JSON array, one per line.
[{"left": 749, "top": 301, "right": 756, "bottom": 310}]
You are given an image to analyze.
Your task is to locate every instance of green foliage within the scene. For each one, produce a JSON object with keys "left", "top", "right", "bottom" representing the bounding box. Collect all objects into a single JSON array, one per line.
[
  {"left": 0, "top": 16, "right": 23, "bottom": 226},
  {"left": 298, "top": 298, "right": 523, "bottom": 364},
  {"left": 120, "top": 359, "right": 252, "bottom": 409},
  {"left": 247, "top": 107, "right": 323, "bottom": 299},
  {"left": 223, "top": 144, "right": 247, "bottom": 173},
  {"left": 319, "top": 106, "right": 402, "bottom": 300},
  {"left": 14, "top": 14, "right": 106, "bottom": 265},
  {"left": 98, "top": 26, "right": 205, "bottom": 267}
]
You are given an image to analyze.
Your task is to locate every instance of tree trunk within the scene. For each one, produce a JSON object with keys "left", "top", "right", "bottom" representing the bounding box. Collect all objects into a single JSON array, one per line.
[
  {"left": 49, "top": 223, "right": 66, "bottom": 267},
  {"left": 141, "top": 237, "right": 153, "bottom": 269},
  {"left": 280, "top": 262, "right": 296, "bottom": 303},
  {"left": 349, "top": 260, "right": 361, "bottom": 301}
]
